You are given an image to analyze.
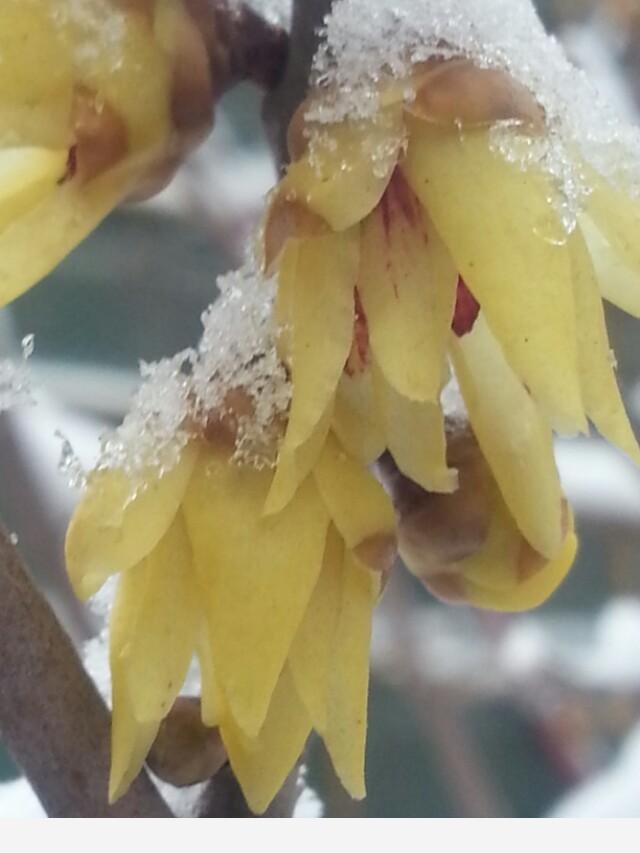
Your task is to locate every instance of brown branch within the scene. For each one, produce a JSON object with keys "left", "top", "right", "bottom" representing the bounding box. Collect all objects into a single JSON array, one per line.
[
  {"left": 0, "top": 528, "right": 172, "bottom": 817},
  {"left": 263, "top": 0, "right": 335, "bottom": 166},
  {"left": 185, "top": 0, "right": 290, "bottom": 96}
]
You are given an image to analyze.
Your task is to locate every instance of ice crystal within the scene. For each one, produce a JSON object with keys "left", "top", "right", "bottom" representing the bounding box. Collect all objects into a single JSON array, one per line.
[
  {"left": 309, "top": 0, "right": 640, "bottom": 227},
  {"left": 244, "top": 0, "right": 292, "bottom": 29},
  {"left": 92, "top": 262, "right": 290, "bottom": 491},
  {"left": 0, "top": 335, "right": 35, "bottom": 412}
]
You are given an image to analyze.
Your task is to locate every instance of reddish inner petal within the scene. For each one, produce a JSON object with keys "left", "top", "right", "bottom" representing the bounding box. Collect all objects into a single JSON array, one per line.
[
  {"left": 452, "top": 277, "right": 481, "bottom": 338},
  {"left": 345, "top": 287, "right": 370, "bottom": 376}
]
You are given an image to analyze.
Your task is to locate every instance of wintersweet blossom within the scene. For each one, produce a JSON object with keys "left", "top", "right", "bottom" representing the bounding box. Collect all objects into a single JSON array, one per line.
[
  {"left": 0, "top": 0, "right": 212, "bottom": 307},
  {"left": 261, "top": 40, "right": 640, "bottom": 608},
  {"left": 65, "top": 275, "right": 396, "bottom": 813}
]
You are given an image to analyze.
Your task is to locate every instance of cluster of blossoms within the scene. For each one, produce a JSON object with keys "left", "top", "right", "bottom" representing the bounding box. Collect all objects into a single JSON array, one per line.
[{"left": 4, "top": 0, "right": 640, "bottom": 815}]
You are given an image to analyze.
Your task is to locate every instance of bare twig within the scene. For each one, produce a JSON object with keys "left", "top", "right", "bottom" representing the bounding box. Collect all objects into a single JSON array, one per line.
[
  {"left": 0, "top": 528, "right": 172, "bottom": 818},
  {"left": 263, "top": 0, "right": 335, "bottom": 166},
  {"left": 186, "top": 0, "right": 290, "bottom": 95}
]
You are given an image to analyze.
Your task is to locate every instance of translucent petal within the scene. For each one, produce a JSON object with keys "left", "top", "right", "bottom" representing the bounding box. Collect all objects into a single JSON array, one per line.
[
  {"left": 117, "top": 514, "right": 200, "bottom": 723},
  {"left": 288, "top": 526, "right": 344, "bottom": 732},
  {"left": 358, "top": 172, "right": 458, "bottom": 402},
  {"left": 332, "top": 370, "right": 386, "bottom": 465},
  {"left": 323, "top": 552, "right": 379, "bottom": 801},
  {"left": 266, "top": 231, "right": 359, "bottom": 514},
  {"left": 569, "top": 227, "right": 640, "bottom": 464},
  {"left": 407, "top": 59, "right": 545, "bottom": 130},
  {"left": 0, "top": 148, "right": 68, "bottom": 234},
  {"left": 580, "top": 214, "right": 640, "bottom": 318},
  {"left": 313, "top": 432, "right": 396, "bottom": 573},
  {"left": 284, "top": 106, "right": 404, "bottom": 231},
  {"left": 221, "top": 667, "right": 311, "bottom": 815},
  {"left": 402, "top": 119, "right": 585, "bottom": 433},
  {"left": 373, "top": 362, "right": 457, "bottom": 493},
  {"left": 183, "top": 448, "right": 330, "bottom": 737},
  {"left": 451, "top": 316, "right": 563, "bottom": 558},
  {"left": 65, "top": 443, "right": 198, "bottom": 600}
]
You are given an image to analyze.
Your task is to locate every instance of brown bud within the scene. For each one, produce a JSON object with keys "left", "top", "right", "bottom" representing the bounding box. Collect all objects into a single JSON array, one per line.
[
  {"left": 407, "top": 58, "right": 546, "bottom": 132},
  {"left": 147, "top": 697, "right": 227, "bottom": 788},
  {"left": 203, "top": 387, "right": 257, "bottom": 450}
]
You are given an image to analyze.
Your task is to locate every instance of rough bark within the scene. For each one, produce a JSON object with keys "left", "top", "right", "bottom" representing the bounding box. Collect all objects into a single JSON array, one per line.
[{"left": 0, "top": 528, "right": 172, "bottom": 817}]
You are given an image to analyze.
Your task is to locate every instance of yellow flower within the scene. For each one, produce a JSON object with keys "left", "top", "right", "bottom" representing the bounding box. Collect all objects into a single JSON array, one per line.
[
  {"left": 0, "top": 0, "right": 212, "bottom": 307},
  {"left": 261, "top": 56, "right": 640, "bottom": 606},
  {"left": 66, "top": 398, "right": 397, "bottom": 813}
]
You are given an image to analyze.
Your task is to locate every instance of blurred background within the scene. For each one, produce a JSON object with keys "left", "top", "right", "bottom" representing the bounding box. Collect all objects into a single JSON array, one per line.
[{"left": 3, "top": 0, "right": 640, "bottom": 818}]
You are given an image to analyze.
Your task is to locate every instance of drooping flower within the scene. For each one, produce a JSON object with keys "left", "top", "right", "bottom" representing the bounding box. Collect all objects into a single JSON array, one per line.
[
  {"left": 65, "top": 272, "right": 396, "bottom": 814},
  {"left": 0, "top": 0, "right": 213, "bottom": 307},
  {"left": 259, "top": 8, "right": 640, "bottom": 608}
]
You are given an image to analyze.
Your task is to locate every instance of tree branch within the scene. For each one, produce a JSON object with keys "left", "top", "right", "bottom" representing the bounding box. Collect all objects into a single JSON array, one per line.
[
  {"left": 263, "top": 0, "right": 335, "bottom": 166},
  {"left": 0, "top": 528, "right": 172, "bottom": 818}
]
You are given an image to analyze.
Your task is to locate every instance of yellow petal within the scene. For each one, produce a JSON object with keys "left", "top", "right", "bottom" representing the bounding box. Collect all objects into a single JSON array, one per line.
[
  {"left": 313, "top": 433, "right": 396, "bottom": 573},
  {"left": 451, "top": 315, "right": 563, "bottom": 558},
  {"left": 0, "top": 0, "right": 73, "bottom": 149},
  {"left": 197, "top": 629, "right": 225, "bottom": 729},
  {"left": 109, "top": 570, "right": 160, "bottom": 803},
  {"left": 284, "top": 106, "right": 404, "bottom": 231},
  {"left": 586, "top": 174, "right": 640, "bottom": 285},
  {"left": 0, "top": 148, "right": 68, "bottom": 234},
  {"left": 402, "top": 119, "right": 586, "bottom": 433},
  {"left": 117, "top": 514, "right": 200, "bottom": 723},
  {"left": 373, "top": 361, "right": 457, "bottom": 493},
  {"left": 323, "top": 551, "right": 379, "bottom": 801},
  {"left": 65, "top": 443, "right": 198, "bottom": 599},
  {"left": 580, "top": 213, "right": 640, "bottom": 317},
  {"left": 266, "top": 231, "right": 359, "bottom": 514},
  {"left": 265, "top": 405, "right": 333, "bottom": 517},
  {"left": 221, "top": 667, "right": 311, "bottom": 815},
  {"left": 332, "top": 370, "right": 386, "bottom": 465},
  {"left": 358, "top": 171, "right": 458, "bottom": 402},
  {"left": 183, "top": 447, "right": 330, "bottom": 737},
  {"left": 0, "top": 167, "right": 130, "bottom": 307},
  {"left": 464, "top": 523, "right": 578, "bottom": 612},
  {"left": 109, "top": 670, "right": 160, "bottom": 804},
  {"left": 288, "top": 526, "right": 344, "bottom": 732},
  {"left": 569, "top": 227, "right": 640, "bottom": 463}
]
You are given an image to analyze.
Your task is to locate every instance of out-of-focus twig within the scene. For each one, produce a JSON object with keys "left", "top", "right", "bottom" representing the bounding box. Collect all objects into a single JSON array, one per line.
[{"left": 0, "top": 528, "right": 172, "bottom": 818}]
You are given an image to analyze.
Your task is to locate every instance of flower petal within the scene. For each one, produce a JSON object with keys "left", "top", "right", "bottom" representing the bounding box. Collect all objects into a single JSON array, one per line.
[
  {"left": 586, "top": 174, "right": 640, "bottom": 285},
  {"left": 332, "top": 370, "right": 386, "bottom": 465},
  {"left": 569, "top": 227, "right": 640, "bottom": 463},
  {"left": 116, "top": 514, "right": 200, "bottom": 723},
  {"left": 183, "top": 448, "right": 330, "bottom": 737},
  {"left": 65, "top": 443, "right": 198, "bottom": 600},
  {"left": 0, "top": 148, "right": 68, "bottom": 233},
  {"left": 284, "top": 106, "right": 404, "bottom": 231},
  {"left": 358, "top": 171, "right": 458, "bottom": 402},
  {"left": 221, "top": 666, "right": 311, "bottom": 815},
  {"left": 403, "top": 119, "right": 586, "bottom": 433},
  {"left": 288, "top": 525, "right": 344, "bottom": 733},
  {"left": 463, "top": 516, "right": 577, "bottom": 612},
  {"left": 323, "top": 551, "right": 379, "bottom": 801},
  {"left": 451, "top": 315, "right": 563, "bottom": 558},
  {"left": 313, "top": 432, "right": 396, "bottom": 573},
  {"left": 580, "top": 214, "right": 640, "bottom": 317},
  {"left": 0, "top": 0, "right": 73, "bottom": 149},
  {"left": 266, "top": 231, "right": 359, "bottom": 514},
  {"left": 373, "top": 361, "right": 457, "bottom": 493}
]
